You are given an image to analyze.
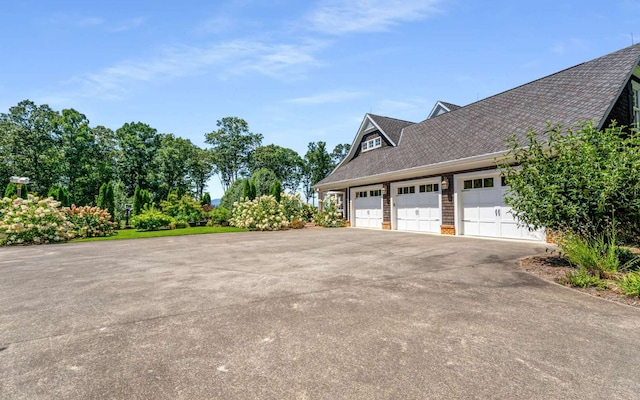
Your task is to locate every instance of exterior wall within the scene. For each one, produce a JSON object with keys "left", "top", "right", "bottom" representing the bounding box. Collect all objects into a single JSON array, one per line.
[
  {"left": 340, "top": 164, "right": 507, "bottom": 234},
  {"left": 382, "top": 182, "right": 391, "bottom": 227},
  {"left": 603, "top": 81, "right": 633, "bottom": 129},
  {"left": 440, "top": 172, "right": 455, "bottom": 234}
]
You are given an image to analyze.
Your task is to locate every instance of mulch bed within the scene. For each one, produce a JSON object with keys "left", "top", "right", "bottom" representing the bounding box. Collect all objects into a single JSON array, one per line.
[{"left": 520, "top": 255, "right": 640, "bottom": 308}]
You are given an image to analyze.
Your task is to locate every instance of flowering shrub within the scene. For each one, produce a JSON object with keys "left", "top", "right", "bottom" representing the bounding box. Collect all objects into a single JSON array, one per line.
[
  {"left": 0, "top": 195, "right": 73, "bottom": 245},
  {"left": 280, "top": 193, "right": 306, "bottom": 223},
  {"left": 315, "top": 196, "right": 346, "bottom": 228},
  {"left": 63, "top": 205, "right": 117, "bottom": 238},
  {"left": 230, "top": 195, "right": 289, "bottom": 231},
  {"left": 130, "top": 205, "right": 175, "bottom": 231}
]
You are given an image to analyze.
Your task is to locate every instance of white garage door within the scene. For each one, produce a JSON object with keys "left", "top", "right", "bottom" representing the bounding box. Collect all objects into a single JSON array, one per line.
[
  {"left": 460, "top": 175, "right": 544, "bottom": 241},
  {"left": 354, "top": 188, "right": 382, "bottom": 228},
  {"left": 395, "top": 182, "right": 440, "bottom": 233}
]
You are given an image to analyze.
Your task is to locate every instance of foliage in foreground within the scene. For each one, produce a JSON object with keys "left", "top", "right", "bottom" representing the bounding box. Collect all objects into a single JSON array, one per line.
[
  {"left": 314, "top": 196, "right": 346, "bottom": 228},
  {"left": 561, "top": 267, "right": 607, "bottom": 289},
  {"left": 130, "top": 205, "right": 176, "bottom": 231},
  {"left": 0, "top": 196, "right": 73, "bottom": 245},
  {"left": 230, "top": 195, "right": 289, "bottom": 231},
  {"left": 160, "top": 192, "right": 204, "bottom": 224},
  {"left": 501, "top": 122, "right": 640, "bottom": 243},
  {"left": 617, "top": 271, "right": 640, "bottom": 297},
  {"left": 229, "top": 193, "right": 308, "bottom": 231},
  {"left": 62, "top": 205, "right": 118, "bottom": 238}
]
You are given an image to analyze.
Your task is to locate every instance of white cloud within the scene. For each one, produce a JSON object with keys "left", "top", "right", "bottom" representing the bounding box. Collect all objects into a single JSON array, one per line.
[
  {"left": 42, "top": 38, "right": 327, "bottom": 102},
  {"left": 305, "top": 0, "right": 443, "bottom": 35},
  {"left": 108, "top": 17, "right": 146, "bottom": 32},
  {"left": 285, "top": 89, "right": 367, "bottom": 105}
]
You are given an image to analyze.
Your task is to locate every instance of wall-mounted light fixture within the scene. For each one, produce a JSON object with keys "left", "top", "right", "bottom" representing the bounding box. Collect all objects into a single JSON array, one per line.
[
  {"left": 381, "top": 186, "right": 387, "bottom": 195},
  {"left": 441, "top": 177, "right": 450, "bottom": 191}
]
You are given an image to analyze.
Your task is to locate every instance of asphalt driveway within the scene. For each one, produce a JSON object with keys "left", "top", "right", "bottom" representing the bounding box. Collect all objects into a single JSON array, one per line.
[{"left": 1, "top": 229, "right": 639, "bottom": 399}]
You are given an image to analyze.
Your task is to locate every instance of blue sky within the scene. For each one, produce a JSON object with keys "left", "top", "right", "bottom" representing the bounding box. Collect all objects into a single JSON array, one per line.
[{"left": 2, "top": 0, "right": 638, "bottom": 198}]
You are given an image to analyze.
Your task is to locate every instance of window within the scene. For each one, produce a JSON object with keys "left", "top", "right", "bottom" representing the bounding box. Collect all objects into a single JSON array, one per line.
[
  {"left": 419, "top": 184, "right": 439, "bottom": 193},
  {"left": 633, "top": 81, "right": 640, "bottom": 127},
  {"left": 361, "top": 136, "right": 382, "bottom": 152},
  {"left": 501, "top": 176, "right": 509, "bottom": 187},
  {"left": 463, "top": 177, "right": 494, "bottom": 190},
  {"left": 355, "top": 191, "right": 368, "bottom": 198},
  {"left": 370, "top": 189, "right": 382, "bottom": 197},
  {"left": 397, "top": 186, "right": 415, "bottom": 195}
]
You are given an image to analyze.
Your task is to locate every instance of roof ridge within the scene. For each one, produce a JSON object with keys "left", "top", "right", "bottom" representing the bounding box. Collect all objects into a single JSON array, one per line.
[
  {"left": 414, "top": 42, "right": 640, "bottom": 124},
  {"left": 368, "top": 113, "right": 416, "bottom": 124}
]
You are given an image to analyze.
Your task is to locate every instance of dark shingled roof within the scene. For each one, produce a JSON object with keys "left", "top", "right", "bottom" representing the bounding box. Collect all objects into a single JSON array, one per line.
[
  {"left": 318, "top": 43, "right": 640, "bottom": 186},
  {"left": 439, "top": 101, "right": 461, "bottom": 112},
  {"left": 367, "top": 114, "right": 414, "bottom": 145}
]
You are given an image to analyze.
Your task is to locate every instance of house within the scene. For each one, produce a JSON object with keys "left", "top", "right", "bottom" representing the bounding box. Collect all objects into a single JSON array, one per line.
[{"left": 314, "top": 43, "right": 640, "bottom": 241}]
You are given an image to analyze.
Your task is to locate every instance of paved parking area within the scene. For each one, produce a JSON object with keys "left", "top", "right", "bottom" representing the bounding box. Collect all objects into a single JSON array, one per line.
[{"left": 1, "top": 228, "right": 639, "bottom": 399}]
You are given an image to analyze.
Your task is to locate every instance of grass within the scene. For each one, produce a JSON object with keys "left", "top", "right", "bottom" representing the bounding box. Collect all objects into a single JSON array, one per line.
[{"left": 71, "top": 226, "right": 246, "bottom": 242}]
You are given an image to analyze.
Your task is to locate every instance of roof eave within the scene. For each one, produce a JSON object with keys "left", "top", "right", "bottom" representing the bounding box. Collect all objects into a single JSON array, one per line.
[{"left": 314, "top": 150, "right": 511, "bottom": 191}]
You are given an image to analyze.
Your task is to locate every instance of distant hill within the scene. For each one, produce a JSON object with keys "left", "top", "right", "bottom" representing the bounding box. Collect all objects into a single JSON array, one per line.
[{"left": 211, "top": 198, "right": 221, "bottom": 207}]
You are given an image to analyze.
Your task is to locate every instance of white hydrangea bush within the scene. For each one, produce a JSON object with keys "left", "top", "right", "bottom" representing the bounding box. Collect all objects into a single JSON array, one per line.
[
  {"left": 230, "top": 195, "right": 290, "bottom": 231},
  {"left": 0, "top": 195, "right": 74, "bottom": 245},
  {"left": 315, "top": 195, "right": 346, "bottom": 228}
]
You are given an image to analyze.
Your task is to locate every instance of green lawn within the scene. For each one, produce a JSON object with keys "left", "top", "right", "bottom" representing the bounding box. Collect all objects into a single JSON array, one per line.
[{"left": 71, "top": 226, "right": 246, "bottom": 242}]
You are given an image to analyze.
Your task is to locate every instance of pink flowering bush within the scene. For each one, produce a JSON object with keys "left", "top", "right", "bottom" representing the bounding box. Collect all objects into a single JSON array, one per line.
[
  {"left": 0, "top": 195, "right": 73, "bottom": 245},
  {"left": 62, "top": 205, "right": 117, "bottom": 238}
]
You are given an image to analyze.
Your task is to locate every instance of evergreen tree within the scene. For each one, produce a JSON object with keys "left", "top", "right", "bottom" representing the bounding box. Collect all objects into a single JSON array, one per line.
[
  {"left": 47, "top": 186, "right": 70, "bottom": 206},
  {"left": 97, "top": 182, "right": 115, "bottom": 220},
  {"left": 201, "top": 192, "right": 211, "bottom": 206},
  {"left": 270, "top": 180, "right": 282, "bottom": 202}
]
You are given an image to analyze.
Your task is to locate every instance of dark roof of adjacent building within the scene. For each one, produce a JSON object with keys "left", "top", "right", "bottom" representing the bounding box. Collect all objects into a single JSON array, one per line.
[
  {"left": 318, "top": 43, "right": 640, "bottom": 186},
  {"left": 367, "top": 114, "right": 414, "bottom": 145}
]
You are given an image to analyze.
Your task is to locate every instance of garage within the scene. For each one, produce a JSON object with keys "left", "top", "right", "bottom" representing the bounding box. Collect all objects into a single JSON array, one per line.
[
  {"left": 458, "top": 173, "right": 544, "bottom": 241},
  {"left": 353, "top": 187, "right": 383, "bottom": 228},
  {"left": 392, "top": 180, "right": 441, "bottom": 233}
]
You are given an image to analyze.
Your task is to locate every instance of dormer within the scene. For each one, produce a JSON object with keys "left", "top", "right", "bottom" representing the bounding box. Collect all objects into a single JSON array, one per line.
[
  {"left": 428, "top": 101, "right": 461, "bottom": 119},
  {"left": 332, "top": 114, "right": 414, "bottom": 171}
]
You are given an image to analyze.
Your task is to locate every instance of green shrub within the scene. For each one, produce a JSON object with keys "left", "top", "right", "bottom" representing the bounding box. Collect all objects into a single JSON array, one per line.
[
  {"left": 230, "top": 195, "right": 289, "bottom": 231},
  {"left": 558, "top": 233, "right": 619, "bottom": 274},
  {"left": 500, "top": 122, "right": 640, "bottom": 242},
  {"left": 561, "top": 267, "right": 607, "bottom": 289},
  {"left": 63, "top": 205, "right": 117, "bottom": 238},
  {"left": 314, "top": 196, "right": 345, "bottom": 228},
  {"left": 0, "top": 195, "right": 73, "bottom": 245},
  {"left": 160, "top": 192, "right": 203, "bottom": 223},
  {"left": 130, "top": 205, "right": 175, "bottom": 231},
  {"left": 618, "top": 271, "right": 640, "bottom": 297},
  {"left": 174, "top": 219, "right": 190, "bottom": 229},
  {"left": 208, "top": 206, "right": 231, "bottom": 226}
]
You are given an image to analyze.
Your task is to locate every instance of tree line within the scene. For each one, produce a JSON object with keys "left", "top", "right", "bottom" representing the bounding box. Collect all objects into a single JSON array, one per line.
[{"left": 0, "top": 100, "right": 350, "bottom": 215}]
